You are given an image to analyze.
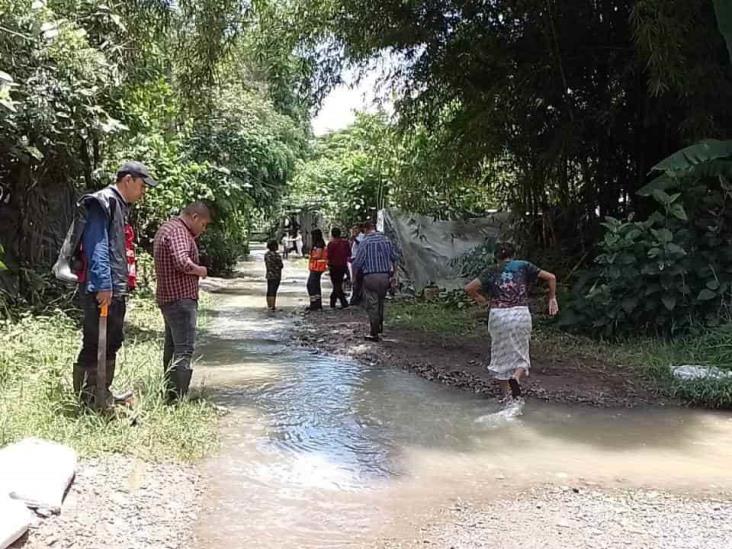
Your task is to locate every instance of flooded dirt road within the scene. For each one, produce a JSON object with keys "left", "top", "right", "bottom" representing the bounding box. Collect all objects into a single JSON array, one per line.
[{"left": 191, "top": 246, "right": 732, "bottom": 548}]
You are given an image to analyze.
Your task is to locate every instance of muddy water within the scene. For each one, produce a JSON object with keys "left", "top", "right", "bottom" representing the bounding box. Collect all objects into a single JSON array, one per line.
[{"left": 193, "top": 248, "right": 732, "bottom": 548}]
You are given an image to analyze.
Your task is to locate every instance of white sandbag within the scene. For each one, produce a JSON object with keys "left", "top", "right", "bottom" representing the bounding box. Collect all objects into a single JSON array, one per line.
[
  {"left": 671, "top": 364, "right": 732, "bottom": 381},
  {"left": 0, "top": 492, "right": 32, "bottom": 549},
  {"left": 0, "top": 438, "right": 77, "bottom": 514}
]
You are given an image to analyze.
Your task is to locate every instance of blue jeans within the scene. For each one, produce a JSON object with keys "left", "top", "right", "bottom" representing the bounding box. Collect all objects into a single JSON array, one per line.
[{"left": 161, "top": 299, "right": 198, "bottom": 400}]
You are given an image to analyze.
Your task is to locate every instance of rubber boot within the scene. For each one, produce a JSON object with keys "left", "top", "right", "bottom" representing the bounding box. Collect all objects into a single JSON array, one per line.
[
  {"left": 73, "top": 363, "right": 84, "bottom": 395},
  {"left": 172, "top": 367, "right": 193, "bottom": 400},
  {"left": 306, "top": 297, "right": 322, "bottom": 311},
  {"left": 266, "top": 296, "right": 275, "bottom": 310},
  {"left": 369, "top": 317, "right": 381, "bottom": 340},
  {"left": 73, "top": 363, "right": 93, "bottom": 406}
]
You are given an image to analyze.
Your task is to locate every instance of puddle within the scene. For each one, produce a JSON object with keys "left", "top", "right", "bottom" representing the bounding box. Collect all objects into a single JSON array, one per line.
[{"left": 193, "top": 247, "right": 732, "bottom": 547}]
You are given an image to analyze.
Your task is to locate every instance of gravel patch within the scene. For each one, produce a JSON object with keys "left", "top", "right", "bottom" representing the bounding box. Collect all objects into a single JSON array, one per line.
[
  {"left": 12, "top": 455, "right": 201, "bottom": 549},
  {"left": 379, "top": 486, "right": 732, "bottom": 548}
]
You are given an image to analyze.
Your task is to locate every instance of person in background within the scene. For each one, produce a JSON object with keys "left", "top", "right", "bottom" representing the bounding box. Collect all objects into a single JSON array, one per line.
[
  {"left": 351, "top": 221, "right": 400, "bottom": 341},
  {"left": 305, "top": 228, "right": 328, "bottom": 311},
  {"left": 349, "top": 224, "right": 365, "bottom": 305},
  {"left": 264, "top": 239, "right": 284, "bottom": 311},
  {"left": 326, "top": 227, "right": 350, "bottom": 309},
  {"left": 294, "top": 229, "right": 303, "bottom": 256},
  {"left": 72, "top": 161, "right": 157, "bottom": 407},
  {"left": 281, "top": 232, "right": 289, "bottom": 260},
  {"left": 464, "top": 242, "right": 558, "bottom": 401},
  {"left": 153, "top": 201, "right": 212, "bottom": 402}
]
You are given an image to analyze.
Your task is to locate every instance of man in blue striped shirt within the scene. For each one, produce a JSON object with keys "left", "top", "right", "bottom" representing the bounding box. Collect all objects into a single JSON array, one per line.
[{"left": 351, "top": 221, "right": 400, "bottom": 341}]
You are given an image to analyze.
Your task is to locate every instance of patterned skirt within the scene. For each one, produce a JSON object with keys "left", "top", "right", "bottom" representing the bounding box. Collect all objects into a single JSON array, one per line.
[{"left": 487, "top": 306, "right": 532, "bottom": 380}]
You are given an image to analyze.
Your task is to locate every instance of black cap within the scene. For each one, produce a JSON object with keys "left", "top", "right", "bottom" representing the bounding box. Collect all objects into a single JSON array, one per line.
[{"left": 117, "top": 160, "right": 158, "bottom": 187}]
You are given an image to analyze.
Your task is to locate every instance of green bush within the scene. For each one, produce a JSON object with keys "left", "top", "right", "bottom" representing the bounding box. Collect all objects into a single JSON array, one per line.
[
  {"left": 559, "top": 141, "right": 732, "bottom": 337},
  {"left": 199, "top": 224, "right": 250, "bottom": 276}
]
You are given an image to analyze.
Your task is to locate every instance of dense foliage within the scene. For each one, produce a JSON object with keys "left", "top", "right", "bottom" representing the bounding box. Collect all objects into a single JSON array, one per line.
[
  {"left": 275, "top": 0, "right": 732, "bottom": 337},
  {"left": 3, "top": 0, "right": 732, "bottom": 342},
  {"left": 0, "top": 0, "right": 311, "bottom": 306},
  {"left": 282, "top": 0, "right": 731, "bottom": 251},
  {"left": 559, "top": 141, "right": 732, "bottom": 337},
  {"left": 286, "top": 112, "right": 494, "bottom": 225}
]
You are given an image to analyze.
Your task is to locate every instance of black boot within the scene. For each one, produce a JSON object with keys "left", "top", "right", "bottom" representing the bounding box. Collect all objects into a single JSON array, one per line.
[
  {"left": 73, "top": 363, "right": 94, "bottom": 406},
  {"left": 165, "top": 366, "right": 193, "bottom": 403}
]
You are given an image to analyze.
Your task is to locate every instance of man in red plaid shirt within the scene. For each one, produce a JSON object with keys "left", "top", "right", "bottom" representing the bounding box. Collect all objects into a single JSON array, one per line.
[{"left": 153, "top": 201, "right": 211, "bottom": 401}]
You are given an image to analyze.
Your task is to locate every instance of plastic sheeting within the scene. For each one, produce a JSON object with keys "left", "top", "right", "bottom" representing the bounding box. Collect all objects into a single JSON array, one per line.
[
  {"left": 378, "top": 208, "right": 508, "bottom": 290},
  {"left": 0, "top": 438, "right": 77, "bottom": 514},
  {"left": 671, "top": 365, "right": 732, "bottom": 381}
]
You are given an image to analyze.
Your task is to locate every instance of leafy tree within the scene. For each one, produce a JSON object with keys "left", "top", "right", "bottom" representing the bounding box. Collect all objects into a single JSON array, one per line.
[
  {"left": 287, "top": 111, "right": 495, "bottom": 224},
  {"left": 287, "top": 112, "right": 394, "bottom": 225},
  {"left": 0, "top": 0, "right": 316, "bottom": 302},
  {"left": 287, "top": 0, "right": 732, "bottom": 253}
]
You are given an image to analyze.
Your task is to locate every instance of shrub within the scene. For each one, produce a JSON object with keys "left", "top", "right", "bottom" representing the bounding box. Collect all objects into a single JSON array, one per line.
[{"left": 559, "top": 141, "right": 732, "bottom": 337}]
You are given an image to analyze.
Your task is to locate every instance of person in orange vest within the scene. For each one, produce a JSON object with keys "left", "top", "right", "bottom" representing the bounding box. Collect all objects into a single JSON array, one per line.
[{"left": 306, "top": 229, "right": 328, "bottom": 311}]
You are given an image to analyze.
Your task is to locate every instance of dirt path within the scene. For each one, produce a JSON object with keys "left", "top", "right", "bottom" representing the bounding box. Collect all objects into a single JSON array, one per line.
[
  {"left": 378, "top": 486, "right": 732, "bottom": 549},
  {"left": 11, "top": 456, "right": 201, "bottom": 549},
  {"left": 295, "top": 304, "right": 660, "bottom": 407}
]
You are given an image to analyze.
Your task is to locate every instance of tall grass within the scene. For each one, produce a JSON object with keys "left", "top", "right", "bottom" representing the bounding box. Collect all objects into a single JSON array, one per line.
[{"left": 0, "top": 296, "right": 218, "bottom": 461}]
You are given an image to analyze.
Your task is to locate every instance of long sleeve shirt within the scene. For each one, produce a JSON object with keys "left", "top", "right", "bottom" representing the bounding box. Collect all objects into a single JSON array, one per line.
[
  {"left": 82, "top": 201, "right": 112, "bottom": 293},
  {"left": 352, "top": 232, "right": 400, "bottom": 275},
  {"left": 326, "top": 238, "right": 351, "bottom": 268},
  {"left": 153, "top": 217, "right": 201, "bottom": 305}
]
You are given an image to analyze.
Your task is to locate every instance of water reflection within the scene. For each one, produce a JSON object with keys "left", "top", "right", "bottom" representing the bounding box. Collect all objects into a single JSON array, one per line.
[{"left": 193, "top": 250, "right": 732, "bottom": 548}]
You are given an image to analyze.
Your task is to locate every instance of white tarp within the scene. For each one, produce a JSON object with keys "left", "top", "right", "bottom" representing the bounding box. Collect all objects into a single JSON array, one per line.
[
  {"left": 671, "top": 365, "right": 732, "bottom": 381},
  {"left": 0, "top": 438, "right": 77, "bottom": 514},
  {"left": 379, "top": 208, "right": 508, "bottom": 290},
  {"left": 0, "top": 492, "right": 32, "bottom": 549}
]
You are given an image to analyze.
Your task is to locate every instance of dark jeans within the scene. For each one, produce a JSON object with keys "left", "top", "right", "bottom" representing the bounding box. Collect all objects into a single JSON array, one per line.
[
  {"left": 306, "top": 271, "right": 323, "bottom": 309},
  {"left": 329, "top": 266, "right": 349, "bottom": 308},
  {"left": 362, "top": 273, "right": 390, "bottom": 337},
  {"left": 75, "top": 293, "right": 126, "bottom": 399},
  {"left": 161, "top": 298, "right": 198, "bottom": 400},
  {"left": 266, "top": 278, "right": 281, "bottom": 297}
]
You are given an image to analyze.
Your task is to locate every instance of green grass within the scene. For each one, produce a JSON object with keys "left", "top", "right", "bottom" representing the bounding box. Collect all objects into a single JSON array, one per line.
[
  {"left": 633, "top": 325, "right": 732, "bottom": 409},
  {"left": 386, "top": 299, "right": 732, "bottom": 408},
  {"left": 387, "top": 299, "right": 484, "bottom": 336},
  {"left": 0, "top": 296, "right": 218, "bottom": 461}
]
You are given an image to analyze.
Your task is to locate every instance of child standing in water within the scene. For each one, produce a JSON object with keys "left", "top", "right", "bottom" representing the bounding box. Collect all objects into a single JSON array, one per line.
[{"left": 264, "top": 240, "right": 284, "bottom": 311}]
